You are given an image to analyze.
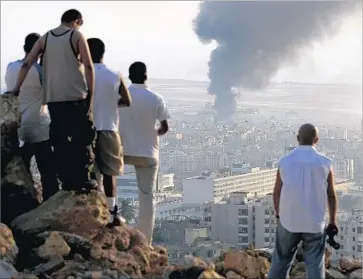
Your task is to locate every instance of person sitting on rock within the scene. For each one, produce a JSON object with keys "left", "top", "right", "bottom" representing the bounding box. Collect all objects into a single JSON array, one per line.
[
  {"left": 119, "top": 62, "right": 170, "bottom": 245},
  {"left": 5, "top": 33, "right": 59, "bottom": 201},
  {"left": 87, "top": 38, "right": 132, "bottom": 225},
  {"left": 6, "top": 9, "right": 98, "bottom": 193},
  {"left": 268, "top": 123, "right": 338, "bottom": 279}
]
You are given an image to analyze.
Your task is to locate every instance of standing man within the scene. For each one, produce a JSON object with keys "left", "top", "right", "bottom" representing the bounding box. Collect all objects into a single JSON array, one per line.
[
  {"left": 87, "top": 38, "right": 131, "bottom": 224},
  {"left": 7, "top": 9, "right": 97, "bottom": 192},
  {"left": 268, "top": 123, "right": 338, "bottom": 279},
  {"left": 119, "top": 62, "right": 170, "bottom": 245},
  {"left": 5, "top": 33, "right": 59, "bottom": 201}
]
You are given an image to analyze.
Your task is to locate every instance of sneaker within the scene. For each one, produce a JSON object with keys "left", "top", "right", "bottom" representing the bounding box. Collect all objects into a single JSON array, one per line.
[
  {"left": 107, "top": 205, "right": 126, "bottom": 227},
  {"left": 75, "top": 179, "right": 99, "bottom": 194}
]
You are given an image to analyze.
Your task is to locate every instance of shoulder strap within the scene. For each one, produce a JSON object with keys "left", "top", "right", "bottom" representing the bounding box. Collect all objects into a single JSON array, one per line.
[{"left": 69, "top": 30, "right": 80, "bottom": 61}]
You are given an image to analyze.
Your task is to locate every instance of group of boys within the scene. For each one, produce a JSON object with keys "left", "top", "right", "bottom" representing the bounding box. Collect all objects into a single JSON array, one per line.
[{"left": 6, "top": 9, "right": 169, "bottom": 245}]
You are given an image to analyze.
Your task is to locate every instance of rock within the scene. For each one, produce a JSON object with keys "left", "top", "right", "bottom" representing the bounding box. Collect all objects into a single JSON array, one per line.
[
  {"left": 35, "top": 231, "right": 95, "bottom": 260},
  {"left": 169, "top": 266, "right": 206, "bottom": 279},
  {"left": 0, "top": 260, "right": 18, "bottom": 279},
  {"left": 11, "top": 190, "right": 109, "bottom": 240},
  {"left": 37, "top": 232, "right": 71, "bottom": 260},
  {"left": 33, "top": 255, "right": 65, "bottom": 275},
  {"left": 1, "top": 94, "right": 41, "bottom": 226},
  {"left": 339, "top": 257, "right": 362, "bottom": 272},
  {"left": 0, "top": 223, "right": 18, "bottom": 265},
  {"left": 198, "top": 269, "right": 225, "bottom": 278},
  {"left": 349, "top": 269, "right": 363, "bottom": 279},
  {"left": 292, "top": 271, "right": 306, "bottom": 279},
  {"left": 225, "top": 270, "right": 242, "bottom": 278},
  {"left": 291, "top": 262, "right": 305, "bottom": 277},
  {"left": 223, "top": 251, "right": 270, "bottom": 279},
  {"left": 326, "top": 268, "right": 346, "bottom": 279}
]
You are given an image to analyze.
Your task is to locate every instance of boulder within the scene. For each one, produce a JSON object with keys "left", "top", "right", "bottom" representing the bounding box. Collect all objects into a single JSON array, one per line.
[
  {"left": 36, "top": 232, "right": 71, "bottom": 260},
  {"left": 0, "top": 223, "right": 18, "bottom": 266},
  {"left": 11, "top": 190, "right": 109, "bottom": 241},
  {"left": 1, "top": 94, "right": 41, "bottom": 226},
  {"left": 0, "top": 260, "right": 18, "bottom": 279},
  {"left": 223, "top": 250, "right": 270, "bottom": 279},
  {"left": 339, "top": 257, "right": 362, "bottom": 273},
  {"left": 349, "top": 269, "right": 363, "bottom": 279}
]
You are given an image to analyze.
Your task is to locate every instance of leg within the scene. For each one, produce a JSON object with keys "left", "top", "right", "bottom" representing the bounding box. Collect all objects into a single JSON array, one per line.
[
  {"left": 302, "top": 232, "right": 326, "bottom": 279},
  {"left": 33, "top": 140, "right": 59, "bottom": 200},
  {"left": 134, "top": 157, "right": 158, "bottom": 245},
  {"left": 69, "top": 100, "right": 97, "bottom": 190},
  {"left": 268, "top": 221, "right": 301, "bottom": 279},
  {"left": 48, "top": 102, "right": 73, "bottom": 190},
  {"left": 96, "top": 131, "right": 124, "bottom": 224},
  {"left": 20, "top": 143, "right": 34, "bottom": 176}
]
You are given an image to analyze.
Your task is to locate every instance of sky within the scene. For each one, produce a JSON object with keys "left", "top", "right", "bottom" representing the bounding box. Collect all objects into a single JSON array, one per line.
[{"left": 1, "top": 1, "right": 362, "bottom": 84}]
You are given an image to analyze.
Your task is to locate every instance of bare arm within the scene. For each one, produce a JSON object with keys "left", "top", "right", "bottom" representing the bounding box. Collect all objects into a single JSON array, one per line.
[
  {"left": 158, "top": 120, "right": 169, "bottom": 136},
  {"left": 273, "top": 169, "right": 283, "bottom": 217},
  {"left": 78, "top": 32, "right": 95, "bottom": 103},
  {"left": 327, "top": 167, "right": 338, "bottom": 226},
  {"left": 118, "top": 76, "right": 132, "bottom": 107},
  {"left": 10, "top": 39, "right": 43, "bottom": 95}
]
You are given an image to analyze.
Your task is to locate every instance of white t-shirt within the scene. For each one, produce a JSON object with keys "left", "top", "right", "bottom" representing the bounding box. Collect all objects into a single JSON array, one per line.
[
  {"left": 118, "top": 84, "right": 170, "bottom": 159},
  {"left": 279, "top": 146, "right": 332, "bottom": 233},
  {"left": 93, "top": 63, "right": 121, "bottom": 132},
  {"left": 5, "top": 59, "right": 51, "bottom": 143}
]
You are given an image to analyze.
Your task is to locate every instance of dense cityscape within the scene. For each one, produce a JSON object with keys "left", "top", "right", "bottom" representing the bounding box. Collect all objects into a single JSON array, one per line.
[{"left": 105, "top": 80, "right": 362, "bottom": 264}]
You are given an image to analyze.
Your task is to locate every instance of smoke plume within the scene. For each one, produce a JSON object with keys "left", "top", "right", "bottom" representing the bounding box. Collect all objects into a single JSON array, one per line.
[{"left": 194, "top": 1, "right": 360, "bottom": 119}]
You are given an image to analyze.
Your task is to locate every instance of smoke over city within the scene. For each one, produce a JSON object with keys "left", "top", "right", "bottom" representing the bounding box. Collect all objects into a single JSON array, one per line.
[{"left": 194, "top": 1, "right": 360, "bottom": 119}]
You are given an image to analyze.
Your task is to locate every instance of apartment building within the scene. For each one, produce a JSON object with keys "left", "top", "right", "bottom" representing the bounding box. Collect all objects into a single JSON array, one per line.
[
  {"left": 332, "top": 209, "right": 363, "bottom": 261},
  {"left": 204, "top": 192, "right": 277, "bottom": 249},
  {"left": 116, "top": 172, "right": 175, "bottom": 203},
  {"left": 183, "top": 167, "right": 277, "bottom": 203}
]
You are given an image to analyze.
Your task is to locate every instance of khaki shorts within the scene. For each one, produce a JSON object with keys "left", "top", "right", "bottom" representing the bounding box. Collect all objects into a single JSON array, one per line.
[{"left": 95, "top": 131, "right": 123, "bottom": 176}]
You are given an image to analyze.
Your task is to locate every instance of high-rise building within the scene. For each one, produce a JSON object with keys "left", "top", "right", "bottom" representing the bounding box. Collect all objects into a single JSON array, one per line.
[
  {"left": 183, "top": 168, "right": 277, "bottom": 203},
  {"left": 204, "top": 192, "right": 277, "bottom": 249}
]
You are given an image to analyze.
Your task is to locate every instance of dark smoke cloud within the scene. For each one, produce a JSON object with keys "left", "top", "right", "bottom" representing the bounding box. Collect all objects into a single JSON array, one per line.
[{"left": 194, "top": 1, "right": 361, "bottom": 119}]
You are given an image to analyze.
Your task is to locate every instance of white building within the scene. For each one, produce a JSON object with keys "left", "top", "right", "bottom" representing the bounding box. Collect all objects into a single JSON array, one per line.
[
  {"left": 204, "top": 192, "right": 277, "bottom": 249},
  {"left": 116, "top": 172, "right": 175, "bottom": 203},
  {"left": 157, "top": 173, "right": 175, "bottom": 192},
  {"left": 183, "top": 168, "right": 277, "bottom": 203},
  {"left": 333, "top": 210, "right": 363, "bottom": 261},
  {"left": 116, "top": 173, "right": 138, "bottom": 203}
]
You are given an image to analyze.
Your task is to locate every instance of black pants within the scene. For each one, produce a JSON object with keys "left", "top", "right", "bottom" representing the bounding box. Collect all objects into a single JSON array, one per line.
[
  {"left": 48, "top": 99, "right": 96, "bottom": 191},
  {"left": 21, "top": 140, "right": 59, "bottom": 200}
]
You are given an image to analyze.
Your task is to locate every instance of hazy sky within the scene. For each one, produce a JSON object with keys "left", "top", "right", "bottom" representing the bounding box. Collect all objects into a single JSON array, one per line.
[{"left": 1, "top": 1, "right": 362, "bottom": 84}]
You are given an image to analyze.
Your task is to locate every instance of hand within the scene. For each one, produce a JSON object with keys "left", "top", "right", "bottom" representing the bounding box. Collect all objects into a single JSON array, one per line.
[
  {"left": 327, "top": 222, "right": 338, "bottom": 235},
  {"left": 4, "top": 90, "right": 20, "bottom": 97}
]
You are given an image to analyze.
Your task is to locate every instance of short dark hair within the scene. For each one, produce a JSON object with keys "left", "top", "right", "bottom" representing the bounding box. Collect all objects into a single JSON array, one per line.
[
  {"left": 87, "top": 38, "right": 105, "bottom": 63},
  {"left": 61, "top": 9, "right": 82, "bottom": 23},
  {"left": 24, "top": 33, "right": 40, "bottom": 53},
  {"left": 129, "top": 62, "right": 147, "bottom": 83}
]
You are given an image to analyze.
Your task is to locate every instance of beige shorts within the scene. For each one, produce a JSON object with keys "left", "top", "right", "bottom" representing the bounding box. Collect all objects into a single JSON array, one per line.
[{"left": 95, "top": 131, "right": 124, "bottom": 176}]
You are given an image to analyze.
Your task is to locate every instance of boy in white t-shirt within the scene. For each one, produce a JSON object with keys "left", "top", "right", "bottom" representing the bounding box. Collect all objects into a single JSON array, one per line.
[
  {"left": 119, "top": 62, "right": 170, "bottom": 244},
  {"left": 6, "top": 33, "right": 59, "bottom": 200},
  {"left": 87, "top": 38, "right": 132, "bottom": 225}
]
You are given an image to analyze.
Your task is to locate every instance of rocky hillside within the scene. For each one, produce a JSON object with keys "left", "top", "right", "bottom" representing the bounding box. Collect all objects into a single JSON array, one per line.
[{"left": 1, "top": 93, "right": 362, "bottom": 279}]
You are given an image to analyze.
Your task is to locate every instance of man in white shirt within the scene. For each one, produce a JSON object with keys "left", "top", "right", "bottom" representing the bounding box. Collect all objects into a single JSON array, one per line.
[
  {"left": 268, "top": 123, "right": 338, "bottom": 279},
  {"left": 87, "top": 38, "right": 131, "bottom": 225},
  {"left": 5, "top": 33, "right": 59, "bottom": 200},
  {"left": 119, "top": 62, "right": 170, "bottom": 244}
]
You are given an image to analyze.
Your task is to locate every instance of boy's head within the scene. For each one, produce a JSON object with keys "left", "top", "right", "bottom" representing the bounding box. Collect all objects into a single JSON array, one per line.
[
  {"left": 87, "top": 38, "right": 105, "bottom": 63},
  {"left": 24, "top": 33, "right": 40, "bottom": 53},
  {"left": 129, "top": 61, "right": 147, "bottom": 84},
  {"left": 61, "top": 9, "right": 83, "bottom": 30}
]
